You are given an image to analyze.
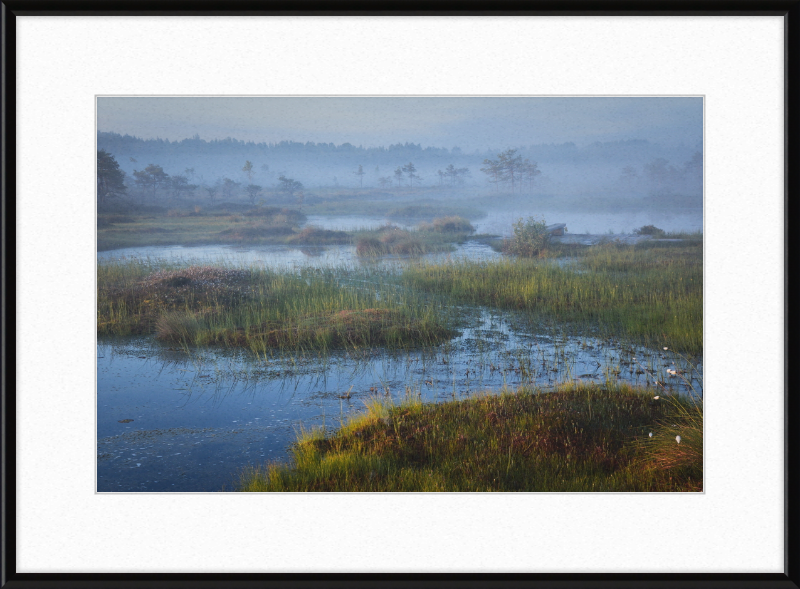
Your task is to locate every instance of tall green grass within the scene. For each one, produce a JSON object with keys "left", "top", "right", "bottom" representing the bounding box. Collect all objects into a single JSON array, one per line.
[
  {"left": 98, "top": 261, "right": 454, "bottom": 352},
  {"left": 238, "top": 382, "right": 702, "bottom": 492},
  {"left": 402, "top": 241, "right": 702, "bottom": 355}
]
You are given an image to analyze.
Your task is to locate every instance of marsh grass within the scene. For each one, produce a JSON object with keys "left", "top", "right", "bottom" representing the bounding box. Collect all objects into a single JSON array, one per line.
[
  {"left": 416, "top": 216, "right": 475, "bottom": 233},
  {"left": 98, "top": 261, "right": 455, "bottom": 352},
  {"left": 97, "top": 207, "right": 313, "bottom": 250},
  {"left": 97, "top": 207, "right": 480, "bottom": 252},
  {"left": 238, "top": 382, "right": 702, "bottom": 492},
  {"left": 402, "top": 241, "right": 702, "bottom": 355},
  {"left": 352, "top": 218, "right": 476, "bottom": 258}
]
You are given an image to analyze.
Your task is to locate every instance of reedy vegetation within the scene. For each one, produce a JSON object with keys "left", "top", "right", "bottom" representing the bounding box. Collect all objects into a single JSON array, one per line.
[
  {"left": 239, "top": 382, "right": 702, "bottom": 492},
  {"left": 97, "top": 261, "right": 454, "bottom": 353},
  {"left": 402, "top": 240, "right": 702, "bottom": 355}
]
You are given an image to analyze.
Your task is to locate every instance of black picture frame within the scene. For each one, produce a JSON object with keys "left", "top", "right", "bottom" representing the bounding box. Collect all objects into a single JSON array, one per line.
[{"left": 2, "top": 2, "right": 795, "bottom": 588}]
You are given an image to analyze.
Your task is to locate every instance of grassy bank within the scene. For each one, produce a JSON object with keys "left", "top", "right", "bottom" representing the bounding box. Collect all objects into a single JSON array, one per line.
[
  {"left": 355, "top": 218, "right": 475, "bottom": 257},
  {"left": 239, "top": 382, "right": 702, "bottom": 492},
  {"left": 97, "top": 206, "right": 477, "bottom": 252},
  {"left": 97, "top": 206, "right": 312, "bottom": 250},
  {"left": 97, "top": 262, "right": 454, "bottom": 352},
  {"left": 402, "top": 240, "right": 702, "bottom": 355}
]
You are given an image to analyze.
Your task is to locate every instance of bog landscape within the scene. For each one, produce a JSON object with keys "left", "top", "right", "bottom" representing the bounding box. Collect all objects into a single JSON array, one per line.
[{"left": 97, "top": 97, "right": 703, "bottom": 492}]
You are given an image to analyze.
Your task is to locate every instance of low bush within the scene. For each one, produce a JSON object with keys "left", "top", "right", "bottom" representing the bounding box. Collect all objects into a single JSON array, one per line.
[
  {"left": 504, "top": 216, "right": 551, "bottom": 257},
  {"left": 634, "top": 224, "right": 666, "bottom": 237}
]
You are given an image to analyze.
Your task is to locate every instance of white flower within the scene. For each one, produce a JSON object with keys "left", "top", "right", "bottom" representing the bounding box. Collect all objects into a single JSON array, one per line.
[
  {"left": 649, "top": 432, "right": 653, "bottom": 438},
  {"left": 663, "top": 347, "right": 669, "bottom": 351},
  {"left": 675, "top": 435, "right": 682, "bottom": 444},
  {"left": 653, "top": 396, "right": 660, "bottom": 400}
]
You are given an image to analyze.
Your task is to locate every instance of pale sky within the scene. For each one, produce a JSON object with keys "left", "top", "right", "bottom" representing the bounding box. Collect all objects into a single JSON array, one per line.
[{"left": 97, "top": 97, "right": 703, "bottom": 151}]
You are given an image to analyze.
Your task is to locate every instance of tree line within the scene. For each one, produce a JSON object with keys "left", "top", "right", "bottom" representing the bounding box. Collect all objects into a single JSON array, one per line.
[{"left": 98, "top": 151, "right": 306, "bottom": 208}]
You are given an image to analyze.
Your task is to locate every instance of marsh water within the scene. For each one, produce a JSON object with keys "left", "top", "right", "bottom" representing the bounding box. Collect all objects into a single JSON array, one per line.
[
  {"left": 97, "top": 211, "right": 703, "bottom": 492},
  {"left": 303, "top": 209, "right": 703, "bottom": 236}
]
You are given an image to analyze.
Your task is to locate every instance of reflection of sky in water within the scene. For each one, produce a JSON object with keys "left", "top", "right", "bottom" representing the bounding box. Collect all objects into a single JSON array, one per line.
[
  {"left": 96, "top": 240, "right": 503, "bottom": 270},
  {"left": 98, "top": 306, "right": 702, "bottom": 492}
]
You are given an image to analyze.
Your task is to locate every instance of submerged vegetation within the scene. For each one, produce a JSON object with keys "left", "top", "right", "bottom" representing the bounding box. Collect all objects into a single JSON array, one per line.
[{"left": 239, "top": 382, "right": 702, "bottom": 492}]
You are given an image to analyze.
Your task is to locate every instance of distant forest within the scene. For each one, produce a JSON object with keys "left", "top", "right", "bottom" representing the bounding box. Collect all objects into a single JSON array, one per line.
[{"left": 97, "top": 131, "right": 702, "bottom": 205}]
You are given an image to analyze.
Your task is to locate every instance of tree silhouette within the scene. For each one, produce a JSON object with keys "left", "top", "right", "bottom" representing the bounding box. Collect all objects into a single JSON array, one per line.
[
  {"left": 243, "top": 160, "right": 254, "bottom": 183},
  {"left": 402, "top": 162, "right": 418, "bottom": 188},
  {"left": 132, "top": 163, "right": 169, "bottom": 201},
  {"left": 221, "top": 177, "right": 240, "bottom": 201},
  {"left": 97, "top": 150, "right": 127, "bottom": 206},
  {"left": 278, "top": 175, "right": 303, "bottom": 198},
  {"left": 354, "top": 164, "right": 365, "bottom": 188},
  {"left": 245, "top": 184, "right": 262, "bottom": 205}
]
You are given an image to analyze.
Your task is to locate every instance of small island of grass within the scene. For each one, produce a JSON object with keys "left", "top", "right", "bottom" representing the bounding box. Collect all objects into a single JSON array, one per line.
[{"left": 239, "top": 382, "right": 702, "bottom": 492}]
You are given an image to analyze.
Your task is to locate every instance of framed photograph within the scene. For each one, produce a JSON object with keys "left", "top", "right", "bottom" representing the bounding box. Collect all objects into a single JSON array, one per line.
[{"left": 5, "top": 5, "right": 795, "bottom": 587}]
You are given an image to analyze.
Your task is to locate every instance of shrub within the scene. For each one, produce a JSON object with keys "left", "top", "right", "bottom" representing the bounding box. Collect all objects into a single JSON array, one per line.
[
  {"left": 634, "top": 224, "right": 666, "bottom": 237},
  {"left": 504, "top": 216, "right": 551, "bottom": 257}
]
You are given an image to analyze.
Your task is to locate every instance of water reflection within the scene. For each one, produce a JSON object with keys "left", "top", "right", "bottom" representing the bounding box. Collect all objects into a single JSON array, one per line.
[{"left": 96, "top": 240, "right": 503, "bottom": 270}]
